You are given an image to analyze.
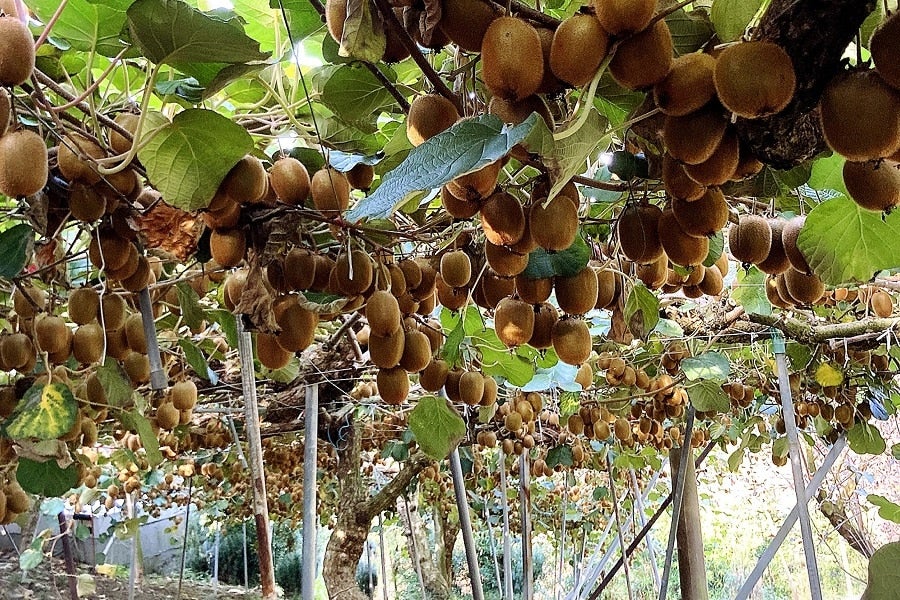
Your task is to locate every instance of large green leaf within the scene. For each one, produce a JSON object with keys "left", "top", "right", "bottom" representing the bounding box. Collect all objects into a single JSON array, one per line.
[
  {"left": 232, "top": 0, "right": 283, "bottom": 53},
  {"left": 272, "top": 0, "right": 322, "bottom": 40},
  {"left": 624, "top": 283, "right": 659, "bottom": 340},
  {"left": 687, "top": 380, "right": 730, "bottom": 413},
  {"left": 138, "top": 109, "right": 253, "bottom": 211},
  {"left": 522, "top": 232, "right": 591, "bottom": 280},
  {"left": 95, "top": 360, "right": 134, "bottom": 408},
  {"left": 408, "top": 396, "right": 466, "bottom": 460},
  {"left": 0, "top": 223, "right": 33, "bottom": 279},
  {"left": 797, "top": 196, "right": 900, "bottom": 285},
  {"left": 30, "top": 0, "right": 131, "bottom": 56},
  {"left": 868, "top": 495, "right": 900, "bottom": 524},
  {"left": 807, "top": 153, "right": 848, "bottom": 196},
  {"left": 118, "top": 410, "right": 163, "bottom": 466},
  {"left": 347, "top": 114, "right": 539, "bottom": 221},
  {"left": 862, "top": 542, "right": 900, "bottom": 600},
  {"left": 732, "top": 266, "right": 771, "bottom": 316},
  {"left": 321, "top": 65, "right": 399, "bottom": 126},
  {"left": 681, "top": 352, "right": 731, "bottom": 383},
  {"left": 175, "top": 282, "right": 205, "bottom": 330},
  {"left": 16, "top": 457, "right": 78, "bottom": 497},
  {"left": 847, "top": 422, "right": 887, "bottom": 455},
  {"left": 5, "top": 383, "right": 77, "bottom": 440},
  {"left": 710, "top": 0, "right": 763, "bottom": 42}
]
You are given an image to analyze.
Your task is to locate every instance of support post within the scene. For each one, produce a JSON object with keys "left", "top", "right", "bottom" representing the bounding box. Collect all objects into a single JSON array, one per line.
[
  {"left": 659, "top": 406, "right": 695, "bottom": 600},
  {"left": 57, "top": 513, "right": 78, "bottom": 600},
  {"left": 378, "top": 514, "right": 389, "bottom": 600},
  {"left": 236, "top": 317, "right": 277, "bottom": 600},
  {"left": 450, "top": 448, "right": 485, "bottom": 600},
  {"left": 773, "top": 331, "right": 823, "bottom": 599},
  {"left": 606, "top": 457, "right": 634, "bottom": 600},
  {"left": 302, "top": 385, "right": 319, "bottom": 600},
  {"left": 138, "top": 288, "right": 166, "bottom": 391},
  {"left": 499, "top": 449, "right": 513, "bottom": 600},
  {"left": 670, "top": 445, "right": 708, "bottom": 600},
  {"left": 629, "top": 469, "right": 660, "bottom": 591},
  {"left": 519, "top": 453, "right": 533, "bottom": 600},
  {"left": 555, "top": 472, "right": 569, "bottom": 600},
  {"left": 177, "top": 476, "right": 193, "bottom": 600}
]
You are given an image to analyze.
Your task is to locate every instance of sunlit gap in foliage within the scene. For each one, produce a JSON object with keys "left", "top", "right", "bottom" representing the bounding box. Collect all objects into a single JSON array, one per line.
[
  {"left": 198, "top": 0, "right": 234, "bottom": 9},
  {"left": 293, "top": 41, "right": 324, "bottom": 69}
]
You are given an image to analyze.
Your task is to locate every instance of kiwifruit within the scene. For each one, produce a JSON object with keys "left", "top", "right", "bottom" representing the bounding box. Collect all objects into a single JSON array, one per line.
[
  {"left": 0, "top": 0, "right": 20, "bottom": 19},
  {"left": 120, "top": 255, "right": 152, "bottom": 291},
  {"left": 481, "top": 17, "right": 544, "bottom": 101},
  {"left": 269, "top": 157, "right": 310, "bottom": 205},
  {"left": 335, "top": 249, "right": 374, "bottom": 296},
  {"left": 636, "top": 254, "right": 668, "bottom": 289},
  {"left": 594, "top": 267, "right": 618, "bottom": 308},
  {"left": 369, "top": 325, "right": 405, "bottom": 368},
  {"left": 436, "top": 273, "right": 469, "bottom": 311},
  {"left": 555, "top": 267, "right": 599, "bottom": 315},
  {"left": 325, "top": 0, "right": 346, "bottom": 43},
  {"left": 459, "top": 371, "right": 485, "bottom": 406},
  {"left": 439, "top": 0, "right": 499, "bottom": 52},
  {"left": 123, "top": 312, "right": 147, "bottom": 354},
  {"left": 407, "top": 94, "right": 460, "bottom": 146},
  {"left": 550, "top": 14, "right": 609, "bottom": 87},
  {"left": 0, "top": 333, "right": 32, "bottom": 369},
  {"left": 257, "top": 332, "right": 293, "bottom": 370},
  {"left": 480, "top": 375, "right": 498, "bottom": 406},
  {"left": 0, "top": 15, "right": 34, "bottom": 86},
  {"left": 494, "top": 296, "right": 535, "bottom": 347},
  {"left": 515, "top": 274, "right": 552, "bottom": 304},
  {"left": 698, "top": 265, "right": 724, "bottom": 296},
  {"left": 773, "top": 272, "right": 797, "bottom": 306},
  {"left": 0, "top": 88, "right": 9, "bottom": 137},
  {"left": 525, "top": 301, "right": 557, "bottom": 349},
  {"left": 274, "top": 298, "right": 318, "bottom": 352},
  {"left": 713, "top": 41, "right": 796, "bottom": 119},
  {"left": 387, "top": 263, "right": 407, "bottom": 297},
  {"left": 441, "top": 185, "right": 481, "bottom": 219},
  {"left": 202, "top": 199, "right": 241, "bottom": 230},
  {"left": 783, "top": 268, "right": 825, "bottom": 304},
  {"left": 377, "top": 366, "right": 409, "bottom": 405},
  {"left": 103, "top": 326, "right": 129, "bottom": 360},
  {"left": 412, "top": 258, "right": 439, "bottom": 299},
  {"left": 654, "top": 52, "right": 717, "bottom": 117},
  {"left": 529, "top": 195, "right": 579, "bottom": 251},
  {"left": 488, "top": 95, "right": 554, "bottom": 129},
  {"left": 68, "top": 286, "right": 99, "bottom": 325},
  {"left": 508, "top": 214, "right": 538, "bottom": 255},
  {"left": 485, "top": 240, "right": 529, "bottom": 277},
  {"left": 475, "top": 269, "right": 515, "bottom": 309},
  {"left": 683, "top": 129, "right": 740, "bottom": 186},
  {"left": 684, "top": 285, "right": 705, "bottom": 299},
  {"left": 756, "top": 219, "right": 791, "bottom": 275},
  {"left": 416, "top": 359, "right": 448, "bottom": 393},
  {"left": 282, "top": 248, "right": 316, "bottom": 291},
  {"left": 732, "top": 144, "right": 765, "bottom": 180},
  {"left": 728, "top": 214, "right": 772, "bottom": 265},
  {"left": 58, "top": 133, "right": 105, "bottom": 185},
  {"left": 0, "top": 129, "right": 48, "bottom": 198},
  {"left": 781, "top": 215, "right": 811, "bottom": 274},
  {"left": 871, "top": 289, "right": 893, "bottom": 317},
  {"left": 446, "top": 160, "right": 501, "bottom": 201},
  {"left": 657, "top": 208, "right": 709, "bottom": 266},
  {"left": 684, "top": 264, "right": 706, "bottom": 287},
  {"left": 843, "top": 160, "right": 900, "bottom": 212},
  {"left": 73, "top": 323, "right": 104, "bottom": 364},
  {"left": 819, "top": 71, "right": 900, "bottom": 161},
  {"left": 123, "top": 351, "right": 150, "bottom": 384},
  {"left": 310, "top": 168, "right": 351, "bottom": 217},
  {"left": 156, "top": 402, "right": 179, "bottom": 430},
  {"left": 346, "top": 163, "right": 375, "bottom": 191},
  {"left": 103, "top": 242, "right": 139, "bottom": 281},
  {"left": 34, "top": 315, "right": 68, "bottom": 354},
  {"left": 12, "top": 284, "right": 45, "bottom": 318},
  {"left": 593, "top": 0, "right": 656, "bottom": 35},
  {"left": 171, "top": 380, "right": 198, "bottom": 411},
  {"left": 480, "top": 191, "right": 525, "bottom": 246},
  {"left": 209, "top": 229, "right": 246, "bottom": 268},
  {"left": 609, "top": 20, "right": 673, "bottom": 91},
  {"left": 533, "top": 27, "right": 565, "bottom": 94},
  {"left": 663, "top": 103, "right": 729, "bottom": 165},
  {"left": 5, "top": 483, "right": 29, "bottom": 515},
  {"left": 871, "top": 11, "right": 900, "bottom": 90},
  {"left": 671, "top": 188, "right": 729, "bottom": 237},
  {"left": 617, "top": 203, "right": 664, "bottom": 263},
  {"left": 399, "top": 329, "right": 431, "bottom": 373},
  {"left": 100, "top": 293, "right": 127, "bottom": 331},
  {"left": 223, "top": 155, "right": 268, "bottom": 204},
  {"left": 87, "top": 229, "right": 131, "bottom": 271},
  {"left": 440, "top": 250, "right": 472, "bottom": 288},
  {"left": 552, "top": 317, "right": 592, "bottom": 365},
  {"left": 366, "top": 290, "right": 402, "bottom": 336},
  {"left": 67, "top": 182, "right": 106, "bottom": 222},
  {"left": 108, "top": 113, "right": 139, "bottom": 155}
]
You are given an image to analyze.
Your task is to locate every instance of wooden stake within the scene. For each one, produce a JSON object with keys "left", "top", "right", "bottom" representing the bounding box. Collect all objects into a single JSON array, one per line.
[
  {"left": 56, "top": 513, "right": 78, "bottom": 600},
  {"left": 670, "top": 445, "right": 709, "bottom": 600}
]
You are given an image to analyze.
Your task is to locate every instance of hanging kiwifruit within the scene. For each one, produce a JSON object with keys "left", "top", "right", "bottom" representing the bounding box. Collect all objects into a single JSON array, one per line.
[
  {"left": 220, "top": 155, "right": 267, "bottom": 204},
  {"left": 73, "top": 323, "right": 104, "bottom": 364},
  {"left": 310, "top": 168, "right": 351, "bottom": 217},
  {"left": 369, "top": 325, "right": 405, "bottom": 369},
  {"left": 257, "top": 332, "right": 293, "bottom": 370},
  {"left": 124, "top": 313, "right": 147, "bottom": 354},
  {"left": 0, "top": 129, "right": 49, "bottom": 198},
  {"left": 555, "top": 267, "right": 599, "bottom": 315},
  {"left": 209, "top": 229, "right": 247, "bottom": 268},
  {"left": 88, "top": 230, "right": 132, "bottom": 272},
  {"left": 609, "top": 20, "right": 673, "bottom": 91},
  {"left": 713, "top": 41, "right": 796, "bottom": 118},
  {"left": 69, "top": 287, "right": 99, "bottom": 325},
  {"left": 765, "top": 275, "right": 794, "bottom": 309},
  {"left": 515, "top": 274, "right": 553, "bottom": 304},
  {"left": 662, "top": 154, "right": 705, "bottom": 201},
  {"left": 781, "top": 215, "right": 811, "bottom": 274},
  {"left": 439, "top": 0, "right": 500, "bottom": 52},
  {"left": 698, "top": 265, "right": 724, "bottom": 296},
  {"left": 335, "top": 249, "right": 374, "bottom": 296},
  {"left": 12, "top": 284, "right": 45, "bottom": 319},
  {"left": 407, "top": 94, "right": 460, "bottom": 146},
  {"left": 654, "top": 52, "right": 717, "bottom": 117},
  {"left": 488, "top": 95, "right": 555, "bottom": 129},
  {"left": 68, "top": 182, "right": 106, "bottom": 222},
  {"left": 100, "top": 294, "right": 127, "bottom": 332},
  {"left": 683, "top": 129, "right": 740, "bottom": 186},
  {"left": 399, "top": 329, "right": 431, "bottom": 373},
  {"left": 529, "top": 301, "right": 559, "bottom": 349},
  {"left": 410, "top": 258, "right": 438, "bottom": 300},
  {"left": 120, "top": 255, "right": 152, "bottom": 292},
  {"left": 108, "top": 113, "right": 140, "bottom": 155},
  {"left": 783, "top": 268, "right": 825, "bottom": 304},
  {"left": 535, "top": 27, "right": 565, "bottom": 94},
  {"left": 671, "top": 188, "right": 728, "bottom": 238},
  {"left": 274, "top": 297, "right": 318, "bottom": 352},
  {"left": 870, "top": 289, "right": 893, "bottom": 318},
  {"left": 377, "top": 366, "right": 410, "bottom": 404},
  {"left": 0, "top": 15, "right": 35, "bottom": 86},
  {"left": 481, "top": 17, "right": 544, "bottom": 101},
  {"left": 440, "top": 250, "right": 472, "bottom": 288},
  {"left": 636, "top": 254, "right": 668, "bottom": 289},
  {"left": 284, "top": 248, "right": 317, "bottom": 291},
  {"left": 269, "top": 157, "right": 310, "bottom": 205},
  {"left": 657, "top": 208, "right": 709, "bottom": 266},
  {"left": 366, "top": 290, "right": 402, "bottom": 337},
  {"left": 104, "top": 243, "right": 139, "bottom": 282},
  {"left": 346, "top": 163, "right": 375, "bottom": 191},
  {"left": 459, "top": 371, "right": 485, "bottom": 405},
  {"left": 728, "top": 214, "right": 772, "bottom": 265},
  {"left": 593, "top": 0, "right": 656, "bottom": 35},
  {"left": 617, "top": 203, "right": 664, "bottom": 263},
  {"left": 552, "top": 317, "right": 592, "bottom": 365},
  {"left": 480, "top": 191, "right": 525, "bottom": 246},
  {"left": 842, "top": 159, "right": 900, "bottom": 212},
  {"left": 494, "top": 296, "right": 535, "bottom": 347},
  {"left": 819, "top": 70, "right": 900, "bottom": 161},
  {"left": 550, "top": 14, "right": 609, "bottom": 88},
  {"left": 756, "top": 219, "right": 791, "bottom": 275},
  {"left": 663, "top": 103, "right": 729, "bottom": 165},
  {"left": 58, "top": 133, "right": 104, "bottom": 185},
  {"left": 485, "top": 240, "right": 529, "bottom": 277},
  {"left": 325, "top": 0, "right": 346, "bottom": 43},
  {"left": 441, "top": 186, "right": 481, "bottom": 219},
  {"left": 0, "top": 333, "right": 32, "bottom": 369},
  {"left": 529, "top": 195, "right": 579, "bottom": 251},
  {"left": 420, "top": 358, "right": 450, "bottom": 391},
  {"left": 871, "top": 11, "right": 900, "bottom": 90},
  {"left": 475, "top": 270, "right": 515, "bottom": 309},
  {"left": 0, "top": 89, "right": 10, "bottom": 137},
  {"left": 446, "top": 160, "right": 501, "bottom": 202},
  {"left": 731, "top": 144, "right": 765, "bottom": 180},
  {"left": 123, "top": 351, "right": 150, "bottom": 384},
  {"left": 594, "top": 267, "right": 618, "bottom": 308}
]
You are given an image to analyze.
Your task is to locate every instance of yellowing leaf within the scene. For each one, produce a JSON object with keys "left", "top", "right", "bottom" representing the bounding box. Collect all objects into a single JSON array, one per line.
[
  {"left": 5, "top": 383, "right": 77, "bottom": 440},
  {"left": 815, "top": 362, "right": 844, "bottom": 387}
]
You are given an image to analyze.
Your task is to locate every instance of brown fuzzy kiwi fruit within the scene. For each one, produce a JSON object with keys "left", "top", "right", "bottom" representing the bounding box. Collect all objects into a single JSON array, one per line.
[
  {"left": 73, "top": 323, "right": 104, "bottom": 364},
  {"left": 58, "top": 133, "right": 105, "bottom": 185},
  {"left": 123, "top": 351, "right": 150, "bottom": 384},
  {"left": 766, "top": 275, "right": 793, "bottom": 309},
  {"left": 515, "top": 274, "right": 552, "bottom": 304},
  {"left": 446, "top": 160, "right": 501, "bottom": 202},
  {"left": 636, "top": 254, "right": 668, "bottom": 289},
  {"left": 594, "top": 267, "right": 617, "bottom": 308},
  {"left": 411, "top": 258, "right": 438, "bottom": 300},
  {"left": 0, "top": 16, "right": 34, "bottom": 86},
  {"left": 0, "top": 333, "right": 33, "bottom": 369},
  {"left": 662, "top": 154, "right": 705, "bottom": 201},
  {"left": 593, "top": 0, "right": 656, "bottom": 35},
  {"left": 480, "top": 191, "right": 525, "bottom": 246},
  {"left": 663, "top": 103, "right": 729, "bottom": 165},
  {"left": 439, "top": 0, "right": 500, "bottom": 53},
  {"left": 420, "top": 358, "right": 450, "bottom": 391},
  {"left": 12, "top": 284, "right": 45, "bottom": 318},
  {"left": 0, "top": 0, "right": 20, "bottom": 18},
  {"left": 485, "top": 240, "right": 529, "bottom": 277},
  {"left": 657, "top": 208, "right": 709, "bottom": 266},
  {"left": 495, "top": 296, "right": 535, "bottom": 347},
  {"left": 269, "top": 157, "right": 310, "bottom": 205},
  {"left": 156, "top": 402, "right": 179, "bottom": 430},
  {"left": 654, "top": 52, "right": 717, "bottom": 117},
  {"left": 781, "top": 215, "right": 811, "bottom": 274},
  {"left": 684, "top": 264, "right": 706, "bottom": 287},
  {"left": 284, "top": 247, "right": 317, "bottom": 291},
  {"left": 713, "top": 41, "right": 796, "bottom": 118},
  {"left": 732, "top": 144, "right": 765, "bottom": 180},
  {"left": 508, "top": 213, "right": 539, "bottom": 255},
  {"left": 459, "top": 371, "right": 485, "bottom": 406},
  {"left": 202, "top": 200, "right": 241, "bottom": 230},
  {"left": 617, "top": 203, "right": 664, "bottom": 263},
  {"left": 535, "top": 27, "right": 565, "bottom": 94},
  {"left": 335, "top": 249, "right": 374, "bottom": 296},
  {"left": 529, "top": 301, "right": 559, "bottom": 349},
  {"left": 728, "top": 214, "right": 772, "bottom": 265},
  {"left": 325, "top": 0, "right": 347, "bottom": 44},
  {"left": 120, "top": 255, "right": 152, "bottom": 292},
  {"left": 784, "top": 268, "right": 825, "bottom": 304},
  {"left": 222, "top": 155, "right": 267, "bottom": 204},
  {"left": 419, "top": 319, "right": 443, "bottom": 353},
  {"left": 481, "top": 17, "right": 544, "bottom": 101},
  {"left": 871, "top": 11, "right": 900, "bottom": 90},
  {"left": 475, "top": 269, "right": 515, "bottom": 309},
  {"left": 0, "top": 88, "right": 9, "bottom": 137},
  {"left": 671, "top": 188, "right": 729, "bottom": 238},
  {"left": 399, "top": 329, "right": 432, "bottom": 373},
  {"left": 88, "top": 229, "right": 132, "bottom": 272},
  {"left": 0, "top": 129, "right": 48, "bottom": 198},
  {"left": 377, "top": 366, "right": 410, "bottom": 405},
  {"left": 870, "top": 289, "right": 893, "bottom": 317},
  {"left": 104, "top": 243, "right": 139, "bottom": 282},
  {"left": 842, "top": 160, "right": 900, "bottom": 212},
  {"left": 715, "top": 252, "right": 729, "bottom": 278},
  {"left": 69, "top": 182, "right": 107, "bottom": 222},
  {"left": 440, "top": 250, "right": 472, "bottom": 288},
  {"left": 550, "top": 14, "right": 609, "bottom": 87},
  {"left": 35, "top": 315, "right": 69, "bottom": 354},
  {"left": 552, "top": 317, "right": 592, "bottom": 365},
  {"left": 819, "top": 71, "right": 900, "bottom": 161},
  {"left": 555, "top": 267, "right": 599, "bottom": 315},
  {"left": 209, "top": 229, "right": 246, "bottom": 268},
  {"left": 257, "top": 332, "right": 293, "bottom": 370},
  {"left": 100, "top": 293, "right": 127, "bottom": 331},
  {"left": 756, "top": 219, "right": 791, "bottom": 275},
  {"left": 683, "top": 129, "right": 740, "bottom": 186},
  {"left": 311, "top": 167, "right": 351, "bottom": 217},
  {"left": 369, "top": 325, "right": 405, "bottom": 368},
  {"left": 346, "top": 163, "right": 375, "bottom": 191},
  {"left": 274, "top": 297, "right": 318, "bottom": 352},
  {"left": 109, "top": 113, "right": 139, "bottom": 155},
  {"left": 124, "top": 313, "right": 147, "bottom": 354},
  {"left": 609, "top": 20, "right": 673, "bottom": 91},
  {"left": 441, "top": 185, "right": 481, "bottom": 219},
  {"left": 407, "top": 94, "right": 460, "bottom": 146},
  {"left": 529, "top": 195, "right": 579, "bottom": 251},
  {"left": 367, "top": 290, "right": 402, "bottom": 336},
  {"left": 488, "top": 95, "right": 554, "bottom": 129},
  {"left": 69, "top": 287, "right": 100, "bottom": 325},
  {"left": 698, "top": 265, "right": 724, "bottom": 296},
  {"left": 436, "top": 273, "right": 469, "bottom": 311}
]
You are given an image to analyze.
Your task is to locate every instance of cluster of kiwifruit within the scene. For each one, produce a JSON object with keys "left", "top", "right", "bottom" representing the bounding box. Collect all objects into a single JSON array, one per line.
[{"left": 817, "top": 11, "right": 900, "bottom": 213}]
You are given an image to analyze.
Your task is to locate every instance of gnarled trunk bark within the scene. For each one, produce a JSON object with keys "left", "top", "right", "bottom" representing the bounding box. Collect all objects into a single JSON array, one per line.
[{"left": 398, "top": 494, "right": 451, "bottom": 600}]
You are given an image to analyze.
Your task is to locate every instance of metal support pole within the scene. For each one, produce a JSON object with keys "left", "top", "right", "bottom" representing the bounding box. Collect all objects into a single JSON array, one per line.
[
  {"left": 128, "top": 492, "right": 138, "bottom": 600},
  {"left": 556, "top": 472, "right": 569, "bottom": 600},
  {"left": 242, "top": 521, "right": 249, "bottom": 589},
  {"left": 607, "top": 457, "right": 634, "bottom": 600},
  {"left": 138, "top": 288, "right": 167, "bottom": 390},
  {"left": 177, "top": 476, "right": 193, "bottom": 600},
  {"left": 378, "top": 514, "right": 389, "bottom": 600},
  {"left": 499, "top": 449, "right": 513, "bottom": 600},
  {"left": 658, "top": 405, "right": 695, "bottom": 600},
  {"left": 630, "top": 469, "right": 660, "bottom": 591},
  {"left": 519, "top": 453, "right": 533, "bottom": 600},
  {"left": 302, "top": 385, "right": 319, "bottom": 600},
  {"left": 735, "top": 435, "right": 846, "bottom": 600},
  {"left": 773, "top": 330, "right": 823, "bottom": 600},
  {"left": 450, "top": 448, "right": 485, "bottom": 600}
]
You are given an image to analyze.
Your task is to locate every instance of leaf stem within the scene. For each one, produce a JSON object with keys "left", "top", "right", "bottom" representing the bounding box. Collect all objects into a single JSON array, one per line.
[
  {"left": 33, "top": 0, "right": 70, "bottom": 50},
  {"left": 97, "top": 63, "right": 162, "bottom": 175}
]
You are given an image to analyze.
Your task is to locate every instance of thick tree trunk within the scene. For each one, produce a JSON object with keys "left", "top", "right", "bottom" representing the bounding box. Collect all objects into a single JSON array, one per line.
[
  {"left": 433, "top": 499, "right": 460, "bottom": 591},
  {"left": 398, "top": 495, "right": 451, "bottom": 600},
  {"left": 671, "top": 446, "right": 709, "bottom": 600}
]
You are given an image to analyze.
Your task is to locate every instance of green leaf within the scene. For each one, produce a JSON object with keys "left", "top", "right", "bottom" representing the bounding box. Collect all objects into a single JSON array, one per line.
[
  {"left": 797, "top": 196, "right": 900, "bottom": 285},
  {"left": 847, "top": 422, "right": 886, "bottom": 455},
  {"left": 346, "top": 114, "right": 538, "bottom": 221},
  {"left": 727, "top": 448, "right": 744, "bottom": 472},
  {"left": 232, "top": 0, "right": 285, "bottom": 53},
  {"left": 208, "top": 309, "right": 238, "bottom": 349},
  {"left": 710, "top": 0, "right": 763, "bottom": 42},
  {"left": 523, "top": 232, "right": 591, "bottom": 279},
  {"left": 179, "top": 340, "right": 210, "bottom": 380},
  {"left": 681, "top": 352, "right": 731, "bottom": 382},
  {"left": 138, "top": 109, "right": 253, "bottom": 211},
  {"left": 815, "top": 362, "right": 844, "bottom": 387},
  {"left": 321, "top": 65, "right": 398, "bottom": 126},
  {"left": 732, "top": 266, "right": 771, "bottom": 316},
  {"left": 273, "top": 0, "right": 322, "bottom": 41},
  {"left": 5, "top": 383, "right": 77, "bottom": 440},
  {"left": 687, "top": 380, "right": 730, "bottom": 413},
  {"left": 30, "top": 0, "right": 130, "bottom": 56},
  {"left": 20, "top": 547, "right": 43, "bottom": 571},
  {"left": 0, "top": 224, "right": 34, "bottom": 279},
  {"left": 95, "top": 360, "right": 134, "bottom": 408},
  {"left": 807, "top": 153, "right": 848, "bottom": 196},
  {"left": 862, "top": 542, "right": 900, "bottom": 600},
  {"left": 175, "top": 282, "right": 206, "bottom": 330},
  {"left": 559, "top": 391, "right": 581, "bottom": 419},
  {"left": 892, "top": 443, "right": 900, "bottom": 460},
  {"left": 868, "top": 495, "right": 900, "bottom": 524},
  {"left": 408, "top": 396, "right": 466, "bottom": 460},
  {"left": 16, "top": 457, "right": 78, "bottom": 497},
  {"left": 441, "top": 318, "right": 465, "bottom": 367},
  {"left": 702, "top": 231, "right": 724, "bottom": 267},
  {"left": 336, "top": 0, "right": 386, "bottom": 63},
  {"left": 545, "top": 445, "right": 574, "bottom": 469},
  {"left": 772, "top": 436, "right": 789, "bottom": 458},
  {"left": 624, "top": 283, "right": 659, "bottom": 340},
  {"left": 666, "top": 9, "right": 716, "bottom": 55},
  {"left": 118, "top": 410, "right": 163, "bottom": 466}
]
